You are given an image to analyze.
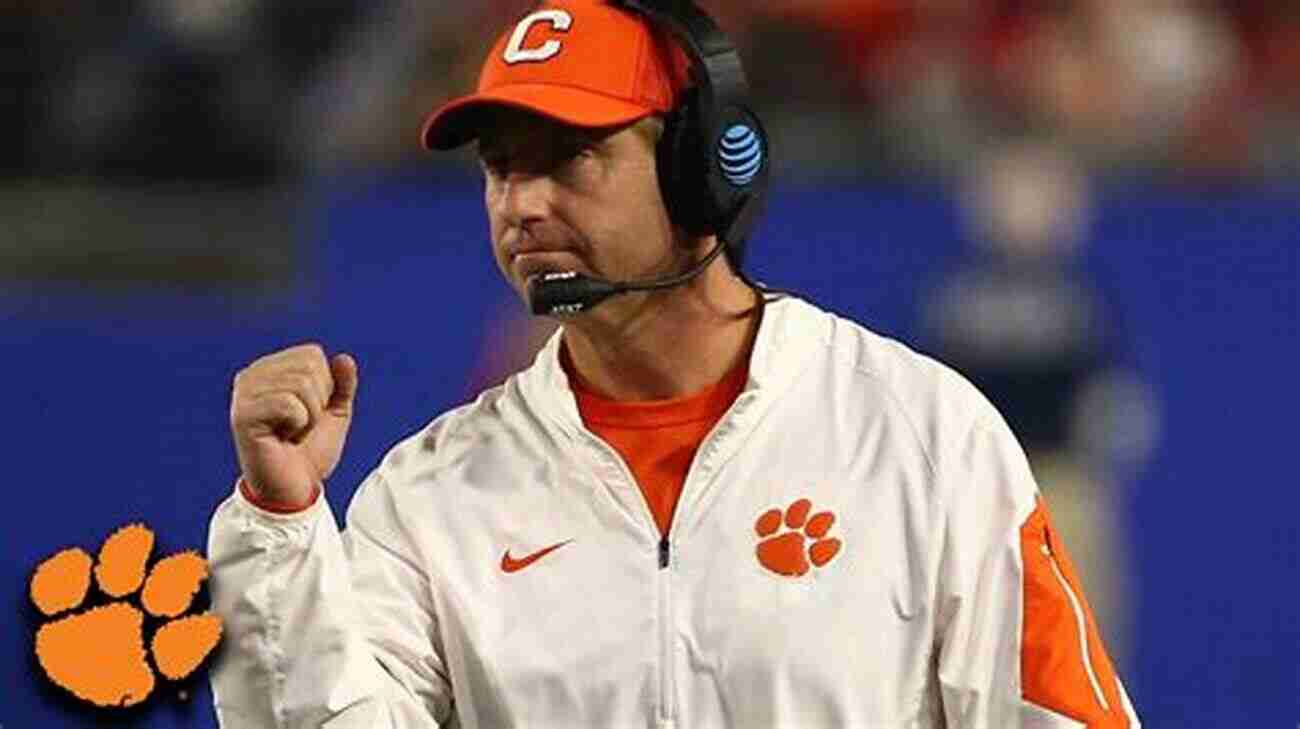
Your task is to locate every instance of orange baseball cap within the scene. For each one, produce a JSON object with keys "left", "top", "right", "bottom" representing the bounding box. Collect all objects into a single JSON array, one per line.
[{"left": 421, "top": 0, "right": 692, "bottom": 151}]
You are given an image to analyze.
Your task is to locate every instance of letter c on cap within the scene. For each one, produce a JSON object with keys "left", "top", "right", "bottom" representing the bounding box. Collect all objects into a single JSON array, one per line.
[{"left": 504, "top": 10, "right": 572, "bottom": 64}]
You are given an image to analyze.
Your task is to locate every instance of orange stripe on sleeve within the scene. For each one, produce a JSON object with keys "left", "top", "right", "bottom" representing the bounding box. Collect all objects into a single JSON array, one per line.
[
  {"left": 238, "top": 478, "right": 321, "bottom": 515},
  {"left": 1020, "top": 498, "right": 1129, "bottom": 728}
]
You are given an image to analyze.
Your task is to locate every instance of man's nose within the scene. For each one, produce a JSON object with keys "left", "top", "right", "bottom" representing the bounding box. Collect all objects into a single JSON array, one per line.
[{"left": 497, "top": 171, "right": 554, "bottom": 227}]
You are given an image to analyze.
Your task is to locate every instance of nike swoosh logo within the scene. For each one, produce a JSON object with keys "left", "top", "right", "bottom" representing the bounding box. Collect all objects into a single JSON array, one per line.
[{"left": 501, "top": 540, "right": 573, "bottom": 574}]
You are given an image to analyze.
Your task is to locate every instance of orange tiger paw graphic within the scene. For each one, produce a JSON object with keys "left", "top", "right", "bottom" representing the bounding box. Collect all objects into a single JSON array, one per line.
[
  {"left": 28, "top": 523, "right": 223, "bottom": 708},
  {"left": 755, "top": 499, "right": 842, "bottom": 577}
]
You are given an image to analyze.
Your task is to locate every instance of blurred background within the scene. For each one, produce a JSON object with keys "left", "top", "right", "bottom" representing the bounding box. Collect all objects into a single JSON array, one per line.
[{"left": 2, "top": 0, "right": 1296, "bottom": 727}]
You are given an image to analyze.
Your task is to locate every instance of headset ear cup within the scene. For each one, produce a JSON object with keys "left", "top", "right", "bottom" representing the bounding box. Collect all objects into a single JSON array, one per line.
[{"left": 710, "top": 106, "right": 770, "bottom": 264}]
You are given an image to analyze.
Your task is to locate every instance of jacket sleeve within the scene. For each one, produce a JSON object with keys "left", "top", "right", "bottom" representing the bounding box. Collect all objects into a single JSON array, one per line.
[
  {"left": 934, "top": 412, "right": 1141, "bottom": 729},
  {"left": 206, "top": 471, "right": 453, "bottom": 728}
]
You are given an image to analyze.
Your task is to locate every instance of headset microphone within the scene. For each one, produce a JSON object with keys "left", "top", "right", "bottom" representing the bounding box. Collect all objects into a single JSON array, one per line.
[{"left": 528, "top": 239, "right": 727, "bottom": 316}]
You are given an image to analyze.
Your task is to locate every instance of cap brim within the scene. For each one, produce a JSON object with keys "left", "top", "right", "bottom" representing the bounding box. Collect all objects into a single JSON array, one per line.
[{"left": 421, "top": 84, "right": 654, "bottom": 151}]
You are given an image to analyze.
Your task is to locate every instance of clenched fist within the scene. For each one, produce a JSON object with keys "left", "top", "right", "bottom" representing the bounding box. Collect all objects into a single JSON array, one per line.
[{"left": 230, "top": 344, "right": 359, "bottom": 509}]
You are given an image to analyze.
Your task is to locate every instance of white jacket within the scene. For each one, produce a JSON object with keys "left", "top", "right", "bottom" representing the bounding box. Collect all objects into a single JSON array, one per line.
[{"left": 207, "top": 296, "right": 1141, "bottom": 729}]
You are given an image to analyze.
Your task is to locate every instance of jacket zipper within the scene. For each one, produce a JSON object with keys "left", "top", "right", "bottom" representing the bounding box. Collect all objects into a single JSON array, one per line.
[
  {"left": 647, "top": 399, "right": 746, "bottom": 727},
  {"left": 658, "top": 541, "right": 674, "bottom": 726},
  {"left": 583, "top": 392, "right": 748, "bottom": 727},
  {"left": 584, "top": 434, "right": 677, "bottom": 725},
  {"left": 1040, "top": 542, "right": 1110, "bottom": 712}
]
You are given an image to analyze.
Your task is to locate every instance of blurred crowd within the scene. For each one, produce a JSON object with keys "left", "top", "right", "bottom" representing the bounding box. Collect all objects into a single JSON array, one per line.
[
  {"left": 2, "top": 0, "right": 363, "bottom": 181},
  {"left": 732, "top": 0, "right": 1300, "bottom": 177},
  {"left": 4, "top": 0, "right": 1298, "bottom": 182}
]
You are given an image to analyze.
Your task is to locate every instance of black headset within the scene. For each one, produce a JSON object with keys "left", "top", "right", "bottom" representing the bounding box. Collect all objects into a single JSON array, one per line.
[
  {"left": 620, "top": 0, "right": 771, "bottom": 268},
  {"left": 530, "top": 0, "right": 775, "bottom": 316}
]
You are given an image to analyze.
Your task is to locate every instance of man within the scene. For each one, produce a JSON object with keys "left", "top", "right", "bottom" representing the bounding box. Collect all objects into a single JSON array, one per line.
[{"left": 208, "top": 1, "right": 1141, "bottom": 727}]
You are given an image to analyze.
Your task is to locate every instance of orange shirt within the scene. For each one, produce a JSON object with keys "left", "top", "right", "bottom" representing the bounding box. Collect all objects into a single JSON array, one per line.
[{"left": 561, "top": 344, "right": 748, "bottom": 538}]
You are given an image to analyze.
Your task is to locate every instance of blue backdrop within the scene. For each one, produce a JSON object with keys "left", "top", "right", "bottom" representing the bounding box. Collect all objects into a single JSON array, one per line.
[{"left": 3, "top": 174, "right": 1296, "bottom": 728}]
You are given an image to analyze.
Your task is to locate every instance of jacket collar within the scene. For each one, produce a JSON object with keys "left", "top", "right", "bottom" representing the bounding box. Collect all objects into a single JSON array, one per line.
[{"left": 517, "top": 296, "right": 829, "bottom": 441}]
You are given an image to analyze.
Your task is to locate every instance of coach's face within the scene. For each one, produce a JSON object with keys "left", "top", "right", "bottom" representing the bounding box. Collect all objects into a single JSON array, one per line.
[{"left": 477, "top": 108, "right": 681, "bottom": 310}]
